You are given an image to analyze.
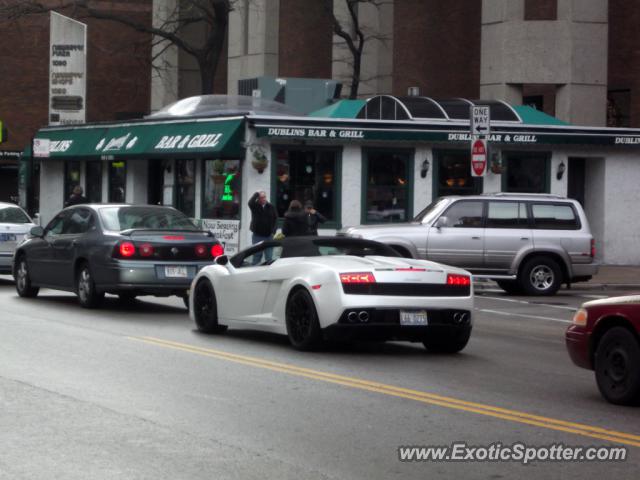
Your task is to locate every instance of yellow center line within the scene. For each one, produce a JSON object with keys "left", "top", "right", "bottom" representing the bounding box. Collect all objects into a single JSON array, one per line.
[{"left": 129, "top": 336, "right": 640, "bottom": 448}]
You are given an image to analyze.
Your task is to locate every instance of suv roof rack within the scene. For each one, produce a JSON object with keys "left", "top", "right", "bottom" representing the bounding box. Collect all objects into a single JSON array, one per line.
[{"left": 487, "top": 193, "right": 566, "bottom": 199}]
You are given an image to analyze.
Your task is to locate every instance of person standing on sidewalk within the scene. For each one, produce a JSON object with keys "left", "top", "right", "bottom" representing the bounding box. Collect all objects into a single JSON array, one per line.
[
  {"left": 248, "top": 191, "right": 278, "bottom": 264},
  {"left": 304, "top": 200, "right": 326, "bottom": 236}
]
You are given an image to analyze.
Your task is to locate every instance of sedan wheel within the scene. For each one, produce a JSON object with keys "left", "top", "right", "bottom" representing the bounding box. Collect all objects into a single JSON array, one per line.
[
  {"left": 519, "top": 256, "right": 562, "bottom": 296},
  {"left": 193, "top": 280, "right": 227, "bottom": 334},
  {"left": 595, "top": 327, "right": 640, "bottom": 405},
  {"left": 76, "top": 264, "right": 104, "bottom": 309},
  {"left": 15, "top": 257, "right": 39, "bottom": 298},
  {"left": 285, "top": 289, "right": 322, "bottom": 351}
]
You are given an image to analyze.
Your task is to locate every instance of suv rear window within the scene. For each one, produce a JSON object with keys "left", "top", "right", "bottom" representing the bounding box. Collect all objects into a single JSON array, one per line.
[
  {"left": 486, "top": 201, "right": 528, "bottom": 228},
  {"left": 531, "top": 203, "right": 580, "bottom": 230}
]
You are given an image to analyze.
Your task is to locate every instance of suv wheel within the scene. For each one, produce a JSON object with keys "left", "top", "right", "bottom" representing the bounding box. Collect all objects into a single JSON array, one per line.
[{"left": 519, "top": 256, "right": 562, "bottom": 296}]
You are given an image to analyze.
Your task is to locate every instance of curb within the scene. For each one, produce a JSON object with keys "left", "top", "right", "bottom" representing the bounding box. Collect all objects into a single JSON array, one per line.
[{"left": 474, "top": 281, "right": 640, "bottom": 292}]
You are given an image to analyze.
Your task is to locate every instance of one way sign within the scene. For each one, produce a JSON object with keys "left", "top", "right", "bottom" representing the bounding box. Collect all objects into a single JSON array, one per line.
[{"left": 470, "top": 106, "right": 491, "bottom": 136}]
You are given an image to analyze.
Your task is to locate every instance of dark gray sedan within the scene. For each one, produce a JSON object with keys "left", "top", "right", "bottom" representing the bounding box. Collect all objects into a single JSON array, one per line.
[{"left": 13, "top": 204, "right": 223, "bottom": 308}]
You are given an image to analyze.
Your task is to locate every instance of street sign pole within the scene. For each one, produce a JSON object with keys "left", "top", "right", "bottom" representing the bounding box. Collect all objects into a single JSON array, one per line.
[{"left": 470, "top": 106, "right": 491, "bottom": 177}]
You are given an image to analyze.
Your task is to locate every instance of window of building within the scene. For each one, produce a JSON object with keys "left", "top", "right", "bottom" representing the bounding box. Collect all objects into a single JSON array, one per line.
[
  {"left": 175, "top": 159, "right": 196, "bottom": 218},
  {"left": 503, "top": 152, "right": 550, "bottom": 193},
  {"left": 202, "top": 159, "right": 241, "bottom": 220},
  {"left": 524, "top": 0, "right": 557, "bottom": 21},
  {"left": 434, "top": 150, "right": 483, "bottom": 199},
  {"left": 363, "top": 149, "right": 413, "bottom": 223},
  {"left": 607, "top": 90, "right": 630, "bottom": 127},
  {"left": 64, "top": 161, "right": 81, "bottom": 203},
  {"left": 531, "top": 203, "right": 580, "bottom": 230},
  {"left": 108, "top": 161, "right": 126, "bottom": 203},
  {"left": 486, "top": 201, "right": 529, "bottom": 228},
  {"left": 273, "top": 147, "right": 339, "bottom": 225},
  {"left": 86, "top": 161, "right": 102, "bottom": 203}
]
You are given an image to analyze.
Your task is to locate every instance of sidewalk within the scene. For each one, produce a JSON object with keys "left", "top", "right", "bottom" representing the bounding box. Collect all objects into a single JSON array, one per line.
[{"left": 475, "top": 265, "right": 640, "bottom": 291}]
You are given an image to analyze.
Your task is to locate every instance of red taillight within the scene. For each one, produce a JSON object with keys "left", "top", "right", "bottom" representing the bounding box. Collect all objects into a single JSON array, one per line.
[
  {"left": 447, "top": 274, "right": 471, "bottom": 286},
  {"left": 139, "top": 243, "right": 154, "bottom": 257},
  {"left": 591, "top": 239, "right": 596, "bottom": 258},
  {"left": 119, "top": 241, "right": 136, "bottom": 258},
  {"left": 340, "top": 272, "right": 376, "bottom": 284},
  {"left": 195, "top": 244, "right": 208, "bottom": 258},
  {"left": 211, "top": 244, "right": 224, "bottom": 258}
]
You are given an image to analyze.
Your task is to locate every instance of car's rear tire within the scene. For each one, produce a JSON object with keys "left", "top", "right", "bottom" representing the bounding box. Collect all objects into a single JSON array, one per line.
[
  {"left": 193, "top": 280, "right": 227, "bottom": 334},
  {"left": 285, "top": 289, "right": 323, "bottom": 351},
  {"left": 594, "top": 327, "right": 640, "bottom": 405},
  {"left": 76, "top": 263, "right": 104, "bottom": 309},
  {"left": 518, "top": 256, "right": 562, "bottom": 296},
  {"left": 496, "top": 280, "right": 523, "bottom": 295},
  {"left": 422, "top": 328, "right": 471, "bottom": 353},
  {"left": 14, "top": 256, "right": 39, "bottom": 298}
]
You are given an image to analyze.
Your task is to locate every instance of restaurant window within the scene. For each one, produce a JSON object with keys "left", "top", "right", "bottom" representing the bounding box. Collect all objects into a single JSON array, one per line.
[
  {"left": 503, "top": 152, "right": 550, "bottom": 193},
  {"left": 524, "top": 0, "right": 557, "bottom": 21},
  {"left": 108, "top": 161, "right": 126, "bottom": 203},
  {"left": 64, "top": 160, "right": 81, "bottom": 203},
  {"left": 274, "top": 147, "right": 339, "bottom": 224},
  {"left": 86, "top": 161, "right": 102, "bottom": 203},
  {"left": 363, "top": 149, "right": 412, "bottom": 223},
  {"left": 175, "top": 159, "right": 196, "bottom": 218},
  {"left": 202, "top": 159, "right": 241, "bottom": 219},
  {"left": 434, "top": 150, "right": 483, "bottom": 199}
]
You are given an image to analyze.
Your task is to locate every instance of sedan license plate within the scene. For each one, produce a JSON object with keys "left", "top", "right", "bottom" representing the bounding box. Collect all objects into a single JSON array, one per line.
[
  {"left": 400, "top": 310, "right": 428, "bottom": 326},
  {"left": 165, "top": 266, "right": 188, "bottom": 278},
  {"left": 0, "top": 233, "right": 16, "bottom": 242}
]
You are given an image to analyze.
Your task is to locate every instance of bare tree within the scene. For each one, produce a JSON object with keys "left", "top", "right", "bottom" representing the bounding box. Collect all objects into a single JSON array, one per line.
[
  {"left": 325, "top": 0, "right": 390, "bottom": 99},
  {"left": 0, "top": 0, "right": 233, "bottom": 95}
]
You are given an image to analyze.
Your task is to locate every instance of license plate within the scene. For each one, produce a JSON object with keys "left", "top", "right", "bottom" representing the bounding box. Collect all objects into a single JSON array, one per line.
[
  {"left": 165, "top": 266, "right": 188, "bottom": 278},
  {"left": 0, "top": 233, "right": 16, "bottom": 242},
  {"left": 400, "top": 310, "right": 428, "bottom": 326}
]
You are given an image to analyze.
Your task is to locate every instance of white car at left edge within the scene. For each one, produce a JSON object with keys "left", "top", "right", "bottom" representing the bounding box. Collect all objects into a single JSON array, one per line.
[
  {"left": 0, "top": 203, "right": 36, "bottom": 275},
  {"left": 189, "top": 236, "right": 474, "bottom": 352}
]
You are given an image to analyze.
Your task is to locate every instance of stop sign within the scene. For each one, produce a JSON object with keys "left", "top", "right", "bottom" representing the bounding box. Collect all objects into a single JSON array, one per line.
[{"left": 471, "top": 138, "right": 487, "bottom": 177}]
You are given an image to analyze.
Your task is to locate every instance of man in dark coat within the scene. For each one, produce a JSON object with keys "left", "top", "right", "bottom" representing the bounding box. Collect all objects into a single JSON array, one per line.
[
  {"left": 282, "top": 200, "right": 307, "bottom": 237},
  {"left": 304, "top": 200, "right": 326, "bottom": 236},
  {"left": 248, "top": 191, "right": 278, "bottom": 264},
  {"left": 65, "top": 186, "right": 89, "bottom": 207}
]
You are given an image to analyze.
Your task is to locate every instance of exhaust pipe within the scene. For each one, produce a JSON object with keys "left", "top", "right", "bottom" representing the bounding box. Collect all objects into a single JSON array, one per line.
[
  {"left": 347, "top": 311, "right": 358, "bottom": 322},
  {"left": 358, "top": 311, "right": 370, "bottom": 322}
]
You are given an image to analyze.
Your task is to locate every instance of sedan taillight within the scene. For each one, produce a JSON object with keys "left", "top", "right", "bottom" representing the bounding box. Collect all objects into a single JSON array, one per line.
[
  {"left": 139, "top": 243, "right": 154, "bottom": 257},
  {"left": 211, "top": 244, "right": 224, "bottom": 258},
  {"left": 119, "top": 241, "right": 136, "bottom": 258},
  {"left": 447, "top": 274, "right": 471, "bottom": 286},
  {"left": 340, "top": 272, "right": 376, "bottom": 284},
  {"left": 591, "top": 239, "right": 596, "bottom": 258},
  {"left": 195, "top": 244, "right": 208, "bottom": 258}
]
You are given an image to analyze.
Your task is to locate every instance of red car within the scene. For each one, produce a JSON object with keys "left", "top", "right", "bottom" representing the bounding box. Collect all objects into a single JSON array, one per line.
[{"left": 566, "top": 295, "right": 640, "bottom": 405}]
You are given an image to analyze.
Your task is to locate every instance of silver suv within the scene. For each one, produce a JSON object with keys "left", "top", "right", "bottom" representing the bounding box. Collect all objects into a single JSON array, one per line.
[{"left": 341, "top": 193, "right": 598, "bottom": 295}]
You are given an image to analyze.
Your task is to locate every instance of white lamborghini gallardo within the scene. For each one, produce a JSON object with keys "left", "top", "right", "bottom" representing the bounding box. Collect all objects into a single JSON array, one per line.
[{"left": 189, "top": 237, "right": 473, "bottom": 352}]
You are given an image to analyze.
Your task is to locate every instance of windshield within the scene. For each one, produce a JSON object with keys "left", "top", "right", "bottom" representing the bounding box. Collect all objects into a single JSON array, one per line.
[
  {"left": 99, "top": 206, "right": 198, "bottom": 231},
  {"left": 314, "top": 239, "right": 400, "bottom": 258},
  {"left": 413, "top": 198, "right": 447, "bottom": 223},
  {"left": 0, "top": 206, "right": 31, "bottom": 224}
]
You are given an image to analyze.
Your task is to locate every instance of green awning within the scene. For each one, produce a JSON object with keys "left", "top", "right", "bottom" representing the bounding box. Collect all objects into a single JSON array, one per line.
[
  {"left": 33, "top": 117, "right": 245, "bottom": 159},
  {"left": 512, "top": 105, "right": 570, "bottom": 126},
  {"left": 308, "top": 100, "right": 366, "bottom": 119}
]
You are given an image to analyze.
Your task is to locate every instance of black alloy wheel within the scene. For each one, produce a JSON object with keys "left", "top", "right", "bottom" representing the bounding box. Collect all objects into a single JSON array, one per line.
[
  {"left": 15, "top": 256, "right": 39, "bottom": 298},
  {"left": 422, "top": 327, "right": 471, "bottom": 354},
  {"left": 595, "top": 327, "right": 640, "bottom": 405},
  {"left": 285, "top": 289, "right": 322, "bottom": 351},
  {"left": 76, "top": 263, "right": 104, "bottom": 309},
  {"left": 193, "top": 280, "right": 227, "bottom": 334}
]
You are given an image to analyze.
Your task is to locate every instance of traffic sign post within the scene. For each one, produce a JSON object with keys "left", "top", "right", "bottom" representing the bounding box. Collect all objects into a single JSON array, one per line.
[{"left": 471, "top": 138, "right": 488, "bottom": 177}]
